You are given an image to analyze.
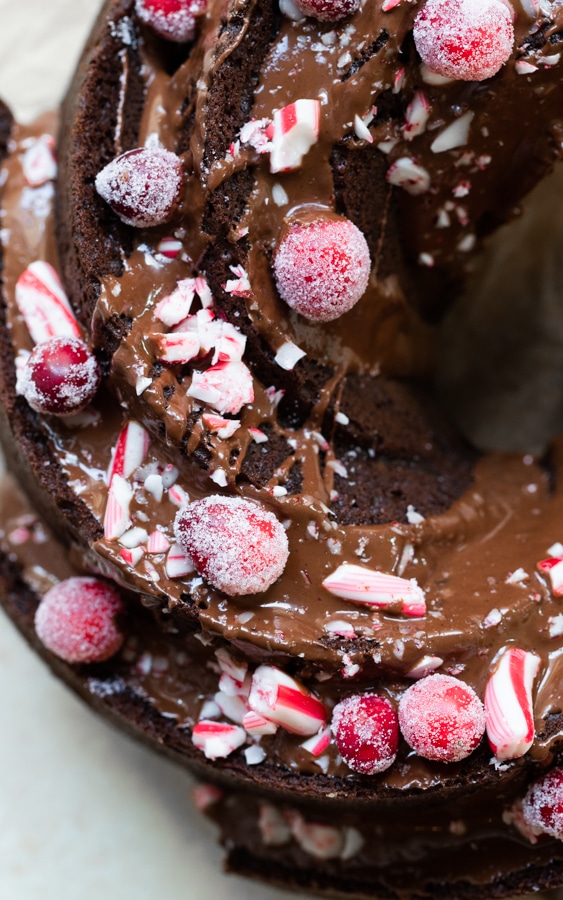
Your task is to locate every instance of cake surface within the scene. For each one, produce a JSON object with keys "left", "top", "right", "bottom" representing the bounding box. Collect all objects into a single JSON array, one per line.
[{"left": 1, "top": 0, "right": 563, "bottom": 896}]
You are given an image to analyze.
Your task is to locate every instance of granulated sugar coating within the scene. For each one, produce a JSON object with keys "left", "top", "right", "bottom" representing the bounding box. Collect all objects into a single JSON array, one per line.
[
  {"left": 522, "top": 767, "right": 563, "bottom": 841},
  {"left": 34, "top": 577, "right": 125, "bottom": 664},
  {"left": 19, "top": 336, "right": 101, "bottom": 416},
  {"left": 413, "top": 0, "right": 514, "bottom": 81},
  {"left": 174, "top": 495, "right": 290, "bottom": 596},
  {"left": 135, "top": 0, "right": 207, "bottom": 42},
  {"left": 273, "top": 217, "right": 370, "bottom": 322},
  {"left": 95, "top": 147, "right": 184, "bottom": 228},
  {"left": 293, "top": 0, "right": 360, "bottom": 23},
  {"left": 398, "top": 674, "right": 486, "bottom": 762},
  {"left": 331, "top": 693, "right": 399, "bottom": 774}
]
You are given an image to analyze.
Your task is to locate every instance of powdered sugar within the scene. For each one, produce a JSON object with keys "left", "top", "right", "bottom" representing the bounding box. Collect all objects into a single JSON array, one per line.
[
  {"left": 95, "top": 147, "right": 184, "bottom": 228},
  {"left": 174, "top": 495, "right": 289, "bottom": 595},
  {"left": 274, "top": 217, "right": 370, "bottom": 322},
  {"left": 331, "top": 693, "right": 399, "bottom": 774},
  {"left": 398, "top": 674, "right": 486, "bottom": 762},
  {"left": 413, "top": 0, "right": 514, "bottom": 81},
  {"left": 34, "top": 576, "right": 124, "bottom": 664}
]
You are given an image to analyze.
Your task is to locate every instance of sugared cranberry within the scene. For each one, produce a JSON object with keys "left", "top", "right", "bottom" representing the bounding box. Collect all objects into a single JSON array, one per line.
[
  {"left": 332, "top": 693, "right": 399, "bottom": 774},
  {"left": 95, "top": 147, "right": 184, "bottom": 228},
  {"left": 35, "top": 576, "right": 125, "bottom": 664},
  {"left": 292, "top": 0, "right": 360, "bottom": 22},
  {"left": 522, "top": 768, "right": 563, "bottom": 841},
  {"left": 398, "top": 674, "right": 486, "bottom": 762},
  {"left": 174, "top": 495, "right": 289, "bottom": 596},
  {"left": 274, "top": 215, "right": 370, "bottom": 322},
  {"left": 135, "top": 0, "right": 207, "bottom": 42},
  {"left": 19, "top": 336, "right": 101, "bottom": 416},
  {"left": 413, "top": 0, "right": 514, "bottom": 81}
]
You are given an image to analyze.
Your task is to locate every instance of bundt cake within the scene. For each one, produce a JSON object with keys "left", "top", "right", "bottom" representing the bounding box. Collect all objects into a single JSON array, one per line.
[{"left": 2, "top": 0, "right": 563, "bottom": 896}]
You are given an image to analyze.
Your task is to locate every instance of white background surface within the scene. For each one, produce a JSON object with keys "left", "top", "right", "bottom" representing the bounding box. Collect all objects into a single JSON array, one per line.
[{"left": 0, "top": 1, "right": 561, "bottom": 898}]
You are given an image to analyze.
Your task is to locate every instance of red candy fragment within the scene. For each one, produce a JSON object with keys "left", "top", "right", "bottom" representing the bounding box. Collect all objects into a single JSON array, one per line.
[
  {"left": 174, "top": 495, "right": 289, "bottom": 596},
  {"left": 522, "top": 767, "right": 563, "bottom": 842},
  {"left": 19, "top": 336, "right": 101, "bottom": 416},
  {"left": 332, "top": 693, "right": 399, "bottom": 774},
  {"left": 95, "top": 147, "right": 184, "bottom": 228},
  {"left": 293, "top": 0, "right": 360, "bottom": 21},
  {"left": 398, "top": 674, "right": 486, "bottom": 762},
  {"left": 35, "top": 576, "right": 124, "bottom": 664},
  {"left": 135, "top": 0, "right": 207, "bottom": 42},
  {"left": 274, "top": 216, "right": 370, "bottom": 322},
  {"left": 413, "top": 0, "right": 514, "bottom": 81}
]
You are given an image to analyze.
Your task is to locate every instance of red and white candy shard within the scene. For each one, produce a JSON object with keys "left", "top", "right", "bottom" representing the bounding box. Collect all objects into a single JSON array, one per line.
[
  {"left": 258, "top": 803, "right": 292, "bottom": 846},
  {"left": 292, "top": 0, "right": 359, "bottom": 21},
  {"left": 155, "top": 276, "right": 213, "bottom": 327},
  {"left": 322, "top": 564, "right": 426, "bottom": 617},
  {"left": 413, "top": 0, "right": 514, "bottom": 81},
  {"left": 107, "top": 420, "right": 150, "bottom": 484},
  {"left": 165, "top": 542, "right": 196, "bottom": 578},
  {"left": 521, "top": 767, "right": 563, "bottom": 842},
  {"left": 269, "top": 99, "right": 321, "bottom": 173},
  {"left": 243, "top": 709, "right": 279, "bottom": 736},
  {"left": 34, "top": 576, "right": 124, "bottom": 664},
  {"left": 174, "top": 495, "right": 289, "bottom": 596},
  {"left": 248, "top": 665, "right": 327, "bottom": 735},
  {"left": 135, "top": 0, "right": 207, "bottom": 42},
  {"left": 537, "top": 556, "right": 563, "bottom": 596},
  {"left": 191, "top": 720, "right": 246, "bottom": 759},
  {"left": 398, "top": 674, "right": 486, "bottom": 762},
  {"left": 153, "top": 331, "right": 200, "bottom": 364},
  {"left": 187, "top": 361, "right": 254, "bottom": 415},
  {"left": 274, "top": 216, "right": 370, "bottom": 322},
  {"left": 288, "top": 812, "right": 344, "bottom": 860},
  {"left": 22, "top": 134, "right": 57, "bottom": 187},
  {"left": 15, "top": 261, "right": 80, "bottom": 345},
  {"left": 484, "top": 647, "right": 540, "bottom": 760},
  {"left": 192, "top": 783, "right": 223, "bottom": 812},
  {"left": 402, "top": 91, "right": 431, "bottom": 140},
  {"left": 95, "top": 147, "right": 184, "bottom": 228},
  {"left": 19, "top": 337, "right": 101, "bottom": 417},
  {"left": 386, "top": 157, "right": 431, "bottom": 195},
  {"left": 331, "top": 693, "right": 399, "bottom": 774},
  {"left": 104, "top": 474, "right": 134, "bottom": 541}
]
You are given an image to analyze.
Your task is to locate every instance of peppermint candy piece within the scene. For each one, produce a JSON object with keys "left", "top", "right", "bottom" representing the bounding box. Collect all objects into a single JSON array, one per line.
[
  {"left": 107, "top": 420, "right": 150, "bottom": 485},
  {"left": 248, "top": 665, "right": 327, "bottom": 736},
  {"left": 15, "top": 261, "right": 80, "bottom": 345},
  {"left": 22, "top": 134, "right": 57, "bottom": 187},
  {"left": 187, "top": 361, "right": 254, "bottom": 415},
  {"left": 484, "top": 647, "right": 540, "bottom": 760},
  {"left": 322, "top": 564, "right": 426, "bottom": 617},
  {"left": 537, "top": 556, "right": 563, "bottom": 596},
  {"left": 386, "top": 157, "right": 431, "bottom": 195},
  {"left": 152, "top": 331, "right": 200, "bottom": 364},
  {"left": 192, "top": 720, "right": 246, "bottom": 759},
  {"left": 104, "top": 474, "right": 134, "bottom": 541},
  {"left": 269, "top": 99, "right": 321, "bottom": 174}
]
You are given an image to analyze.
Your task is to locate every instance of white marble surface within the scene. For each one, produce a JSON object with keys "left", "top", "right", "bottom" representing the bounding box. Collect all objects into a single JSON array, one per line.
[{"left": 0, "top": 2, "right": 561, "bottom": 898}]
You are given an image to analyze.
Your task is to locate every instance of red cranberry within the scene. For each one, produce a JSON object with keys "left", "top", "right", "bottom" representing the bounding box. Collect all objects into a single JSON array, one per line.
[
  {"left": 95, "top": 147, "right": 184, "bottom": 228},
  {"left": 20, "top": 336, "right": 101, "bottom": 416},
  {"left": 332, "top": 693, "right": 399, "bottom": 774},
  {"left": 174, "top": 495, "right": 289, "bottom": 596},
  {"left": 398, "top": 674, "right": 486, "bottom": 762},
  {"left": 274, "top": 216, "right": 370, "bottom": 322},
  {"left": 135, "top": 0, "right": 207, "bottom": 42},
  {"left": 293, "top": 0, "right": 360, "bottom": 22},
  {"left": 34, "top": 576, "right": 125, "bottom": 664},
  {"left": 413, "top": 0, "right": 514, "bottom": 81},
  {"left": 522, "top": 767, "right": 563, "bottom": 841}
]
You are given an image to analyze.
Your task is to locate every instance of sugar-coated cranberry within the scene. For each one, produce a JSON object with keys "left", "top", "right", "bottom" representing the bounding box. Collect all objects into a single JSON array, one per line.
[
  {"left": 413, "top": 0, "right": 514, "bottom": 81},
  {"left": 35, "top": 576, "right": 125, "bottom": 664},
  {"left": 174, "top": 495, "right": 289, "bottom": 596},
  {"left": 332, "top": 693, "right": 399, "bottom": 774},
  {"left": 398, "top": 674, "right": 486, "bottom": 762},
  {"left": 135, "top": 0, "right": 207, "bottom": 42},
  {"left": 522, "top": 767, "right": 563, "bottom": 841},
  {"left": 95, "top": 147, "right": 184, "bottom": 228},
  {"left": 274, "top": 216, "right": 370, "bottom": 322},
  {"left": 19, "top": 336, "right": 101, "bottom": 416},
  {"left": 293, "top": 0, "right": 360, "bottom": 22}
]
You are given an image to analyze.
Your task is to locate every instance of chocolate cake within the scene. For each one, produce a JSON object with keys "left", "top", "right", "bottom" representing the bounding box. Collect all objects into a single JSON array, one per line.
[{"left": 2, "top": 0, "right": 563, "bottom": 896}]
